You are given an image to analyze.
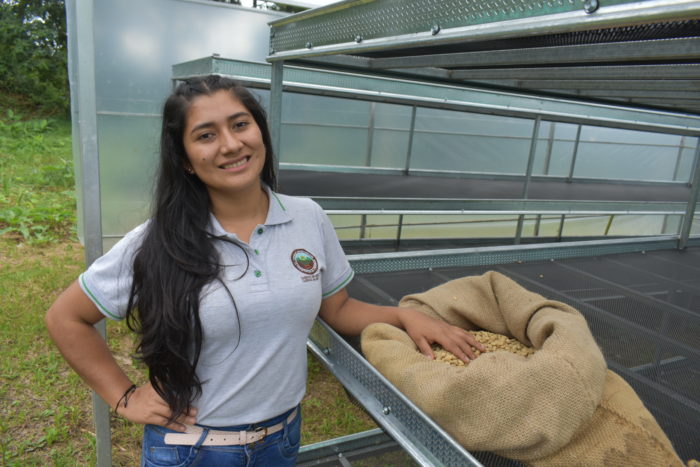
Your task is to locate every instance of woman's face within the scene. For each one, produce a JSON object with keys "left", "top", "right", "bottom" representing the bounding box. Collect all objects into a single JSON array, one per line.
[{"left": 182, "top": 89, "right": 266, "bottom": 197}]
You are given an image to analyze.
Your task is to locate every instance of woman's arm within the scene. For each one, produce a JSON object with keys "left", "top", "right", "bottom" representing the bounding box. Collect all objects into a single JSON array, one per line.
[
  {"left": 319, "top": 288, "right": 484, "bottom": 362},
  {"left": 45, "top": 281, "right": 196, "bottom": 431}
]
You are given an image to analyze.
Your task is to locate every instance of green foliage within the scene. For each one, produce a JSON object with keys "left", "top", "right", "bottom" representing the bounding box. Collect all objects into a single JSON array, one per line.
[
  {"left": 0, "top": 108, "right": 76, "bottom": 243},
  {"left": 0, "top": 0, "right": 68, "bottom": 115}
]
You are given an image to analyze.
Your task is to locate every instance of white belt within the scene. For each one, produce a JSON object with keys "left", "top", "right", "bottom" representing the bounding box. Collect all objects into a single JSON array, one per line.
[{"left": 164, "top": 408, "right": 298, "bottom": 446}]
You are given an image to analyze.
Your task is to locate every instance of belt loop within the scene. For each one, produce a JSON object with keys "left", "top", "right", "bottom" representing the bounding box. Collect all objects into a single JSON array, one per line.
[{"left": 194, "top": 427, "right": 210, "bottom": 449}]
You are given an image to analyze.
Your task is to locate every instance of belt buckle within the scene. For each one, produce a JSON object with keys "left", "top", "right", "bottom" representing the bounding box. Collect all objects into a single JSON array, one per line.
[{"left": 250, "top": 426, "right": 268, "bottom": 446}]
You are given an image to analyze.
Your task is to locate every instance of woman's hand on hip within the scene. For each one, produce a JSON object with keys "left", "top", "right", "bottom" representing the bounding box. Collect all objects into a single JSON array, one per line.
[{"left": 116, "top": 382, "right": 197, "bottom": 432}]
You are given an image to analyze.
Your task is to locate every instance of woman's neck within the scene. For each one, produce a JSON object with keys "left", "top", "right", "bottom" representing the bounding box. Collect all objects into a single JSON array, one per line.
[{"left": 208, "top": 182, "right": 269, "bottom": 242}]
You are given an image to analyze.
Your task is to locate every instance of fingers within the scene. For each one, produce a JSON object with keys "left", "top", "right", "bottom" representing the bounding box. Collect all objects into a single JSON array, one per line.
[
  {"left": 434, "top": 326, "right": 484, "bottom": 363},
  {"left": 117, "top": 383, "right": 198, "bottom": 431},
  {"left": 415, "top": 338, "right": 435, "bottom": 360}
]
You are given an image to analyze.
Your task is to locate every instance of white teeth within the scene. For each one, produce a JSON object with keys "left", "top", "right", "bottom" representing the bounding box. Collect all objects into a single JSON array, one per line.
[{"left": 220, "top": 157, "right": 249, "bottom": 169}]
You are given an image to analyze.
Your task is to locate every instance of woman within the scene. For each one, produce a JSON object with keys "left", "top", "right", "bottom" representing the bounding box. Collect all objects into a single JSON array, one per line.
[{"left": 46, "top": 75, "right": 483, "bottom": 466}]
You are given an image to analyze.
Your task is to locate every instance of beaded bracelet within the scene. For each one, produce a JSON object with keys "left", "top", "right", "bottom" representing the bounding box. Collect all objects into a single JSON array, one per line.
[{"left": 114, "top": 384, "right": 137, "bottom": 415}]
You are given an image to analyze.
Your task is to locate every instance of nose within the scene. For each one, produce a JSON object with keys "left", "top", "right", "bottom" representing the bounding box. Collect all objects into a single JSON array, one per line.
[{"left": 220, "top": 128, "right": 243, "bottom": 154}]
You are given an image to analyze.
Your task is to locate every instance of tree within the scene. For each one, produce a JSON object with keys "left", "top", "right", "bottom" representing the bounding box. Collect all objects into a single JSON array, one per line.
[{"left": 0, "top": 0, "right": 68, "bottom": 115}]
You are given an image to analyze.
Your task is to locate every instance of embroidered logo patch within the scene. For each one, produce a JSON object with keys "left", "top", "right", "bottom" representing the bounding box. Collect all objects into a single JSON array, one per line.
[{"left": 291, "top": 249, "right": 318, "bottom": 275}]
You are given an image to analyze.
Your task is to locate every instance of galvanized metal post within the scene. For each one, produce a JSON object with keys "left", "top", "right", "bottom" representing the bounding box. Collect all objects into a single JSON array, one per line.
[
  {"left": 567, "top": 124, "right": 583, "bottom": 182},
  {"left": 360, "top": 214, "right": 367, "bottom": 240},
  {"left": 679, "top": 138, "right": 700, "bottom": 249},
  {"left": 269, "top": 60, "right": 284, "bottom": 180},
  {"left": 673, "top": 135, "right": 686, "bottom": 182},
  {"left": 543, "top": 121, "right": 555, "bottom": 176},
  {"left": 404, "top": 106, "right": 417, "bottom": 175},
  {"left": 515, "top": 116, "right": 541, "bottom": 244},
  {"left": 67, "top": 0, "right": 110, "bottom": 465},
  {"left": 365, "top": 102, "right": 376, "bottom": 166},
  {"left": 396, "top": 214, "right": 404, "bottom": 250}
]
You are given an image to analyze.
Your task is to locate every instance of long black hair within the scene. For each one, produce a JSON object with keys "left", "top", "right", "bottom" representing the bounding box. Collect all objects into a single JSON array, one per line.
[{"left": 125, "top": 75, "right": 276, "bottom": 420}]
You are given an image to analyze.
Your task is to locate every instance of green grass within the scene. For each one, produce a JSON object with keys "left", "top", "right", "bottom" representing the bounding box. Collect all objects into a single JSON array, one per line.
[
  {"left": 0, "top": 109, "right": 376, "bottom": 465},
  {"left": 0, "top": 109, "right": 76, "bottom": 244}
]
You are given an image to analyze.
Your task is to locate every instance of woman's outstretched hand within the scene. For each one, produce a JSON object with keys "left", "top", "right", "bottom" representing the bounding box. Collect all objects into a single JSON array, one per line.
[
  {"left": 115, "top": 382, "right": 197, "bottom": 432},
  {"left": 397, "top": 308, "right": 485, "bottom": 363}
]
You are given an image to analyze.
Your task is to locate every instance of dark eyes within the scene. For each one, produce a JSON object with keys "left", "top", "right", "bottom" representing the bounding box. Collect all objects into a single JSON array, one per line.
[{"left": 194, "top": 121, "right": 250, "bottom": 141}]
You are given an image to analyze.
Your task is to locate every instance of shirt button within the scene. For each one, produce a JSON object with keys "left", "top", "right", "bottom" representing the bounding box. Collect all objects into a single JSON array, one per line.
[
  {"left": 254, "top": 270, "right": 262, "bottom": 278},
  {"left": 257, "top": 228, "right": 264, "bottom": 235}
]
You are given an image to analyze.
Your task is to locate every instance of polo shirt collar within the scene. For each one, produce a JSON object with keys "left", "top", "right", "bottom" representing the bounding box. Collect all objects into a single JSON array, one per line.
[{"left": 206, "top": 184, "right": 292, "bottom": 237}]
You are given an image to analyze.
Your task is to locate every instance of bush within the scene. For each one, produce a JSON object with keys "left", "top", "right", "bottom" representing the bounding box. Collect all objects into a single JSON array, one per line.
[{"left": 0, "top": 1, "right": 69, "bottom": 116}]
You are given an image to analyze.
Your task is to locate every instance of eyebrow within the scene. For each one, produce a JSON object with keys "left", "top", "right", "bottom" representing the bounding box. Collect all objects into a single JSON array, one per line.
[{"left": 189, "top": 111, "right": 251, "bottom": 135}]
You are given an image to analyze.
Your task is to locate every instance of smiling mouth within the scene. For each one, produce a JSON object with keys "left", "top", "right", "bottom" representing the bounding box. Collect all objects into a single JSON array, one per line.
[{"left": 220, "top": 156, "right": 250, "bottom": 169}]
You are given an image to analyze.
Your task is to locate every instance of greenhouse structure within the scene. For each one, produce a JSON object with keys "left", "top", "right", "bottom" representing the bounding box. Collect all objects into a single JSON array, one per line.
[{"left": 67, "top": 0, "right": 699, "bottom": 465}]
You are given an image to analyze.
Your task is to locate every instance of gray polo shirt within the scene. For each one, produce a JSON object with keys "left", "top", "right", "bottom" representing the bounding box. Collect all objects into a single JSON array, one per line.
[{"left": 79, "top": 188, "right": 354, "bottom": 426}]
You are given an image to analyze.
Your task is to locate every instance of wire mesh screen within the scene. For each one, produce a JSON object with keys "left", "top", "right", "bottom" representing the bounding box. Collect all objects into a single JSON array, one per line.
[{"left": 349, "top": 247, "right": 700, "bottom": 464}]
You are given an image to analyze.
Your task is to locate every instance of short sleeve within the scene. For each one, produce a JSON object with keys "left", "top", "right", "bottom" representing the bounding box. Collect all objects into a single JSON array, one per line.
[
  {"left": 316, "top": 205, "right": 355, "bottom": 298},
  {"left": 78, "top": 222, "right": 149, "bottom": 320}
]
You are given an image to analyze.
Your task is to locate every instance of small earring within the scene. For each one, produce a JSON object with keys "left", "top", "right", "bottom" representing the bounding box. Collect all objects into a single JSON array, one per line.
[{"left": 185, "top": 166, "right": 194, "bottom": 174}]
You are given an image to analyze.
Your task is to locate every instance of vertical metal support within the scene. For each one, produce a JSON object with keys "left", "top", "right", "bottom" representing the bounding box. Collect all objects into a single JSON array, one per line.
[
  {"left": 360, "top": 214, "right": 367, "bottom": 240},
  {"left": 673, "top": 136, "right": 686, "bottom": 182},
  {"left": 567, "top": 124, "right": 583, "bottom": 183},
  {"left": 543, "top": 121, "right": 555, "bottom": 176},
  {"left": 365, "top": 102, "right": 376, "bottom": 167},
  {"left": 396, "top": 214, "right": 404, "bottom": 250},
  {"left": 604, "top": 215, "right": 615, "bottom": 236},
  {"left": 521, "top": 116, "right": 541, "bottom": 199},
  {"left": 268, "top": 60, "right": 283, "bottom": 180},
  {"left": 404, "top": 106, "right": 417, "bottom": 175},
  {"left": 67, "top": 0, "right": 109, "bottom": 465},
  {"left": 534, "top": 214, "right": 542, "bottom": 237},
  {"left": 515, "top": 116, "right": 541, "bottom": 244},
  {"left": 679, "top": 138, "right": 700, "bottom": 249},
  {"left": 557, "top": 215, "right": 566, "bottom": 241}
]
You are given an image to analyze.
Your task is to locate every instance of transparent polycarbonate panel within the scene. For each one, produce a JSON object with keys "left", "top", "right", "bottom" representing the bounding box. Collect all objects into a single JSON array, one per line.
[
  {"left": 571, "top": 126, "right": 684, "bottom": 182},
  {"left": 374, "top": 102, "right": 413, "bottom": 129},
  {"left": 281, "top": 124, "right": 369, "bottom": 165},
  {"left": 89, "top": 0, "right": 280, "bottom": 240},
  {"left": 607, "top": 215, "right": 666, "bottom": 236},
  {"left": 65, "top": 0, "right": 84, "bottom": 242},
  {"left": 97, "top": 114, "right": 160, "bottom": 246},
  {"left": 561, "top": 216, "right": 616, "bottom": 237},
  {"left": 93, "top": 0, "right": 279, "bottom": 114},
  {"left": 415, "top": 107, "right": 533, "bottom": 137},
  {"left": 661, "top": 215, "right": 683, "bottom": 235},
  {"left": 559, "top": 215, "right": 671, "bottom": 238},
  {"left": 363, "top": 215, "right": 401, "bottom": 239},
  {"left": 279, "top": 93, "right": 370, "bottom": 165},
  {"left": 529, "top": 216, "right": 566, "bottom": 237},
  {"left": 410, "top": 108, "right": 534, "bottom": 174},
  {"left": 370, "top": 128, "right": 410, "bottom": 168},
  {"left": 369, "top": 102, "right": 413, "bottom": 168},
  {"left": 400, "top": 215, "right": 519, "bottom": 239},
  {"left": 532, "top": 122, "right": 577, "bottom": 177},
  {"left": 282, "top": 93, "right": 370, "bottom": 127},
  {"left": 328, "top": 214, "right": 363, "bottom": 240},
  {"left": 674, "top": 138, "right": 699, "bottom": 182}
]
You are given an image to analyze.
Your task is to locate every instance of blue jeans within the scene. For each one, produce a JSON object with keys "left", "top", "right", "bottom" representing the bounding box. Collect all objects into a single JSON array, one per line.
[{"left": 141, "top": 406, "right": 301, "bottom": 467}]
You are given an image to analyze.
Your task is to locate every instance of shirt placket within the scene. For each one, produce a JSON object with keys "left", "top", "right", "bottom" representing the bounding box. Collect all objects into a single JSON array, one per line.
[{"left": 247, "top": 225, "right": 270, "bottom": 292}]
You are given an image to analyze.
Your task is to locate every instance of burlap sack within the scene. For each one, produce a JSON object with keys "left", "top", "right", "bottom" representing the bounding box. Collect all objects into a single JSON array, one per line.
[
  {"left": 533, "top": 370, "right": 683, "bottom": 466},
  {"left": 361, "top": 271, "right": 683, "bottom": 465},
  {"left": 361, "top": 271, "right": 607, "bottom": 460}
]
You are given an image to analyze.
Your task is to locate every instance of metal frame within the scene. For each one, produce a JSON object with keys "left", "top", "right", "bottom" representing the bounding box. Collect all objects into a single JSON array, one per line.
[
  {"left": 267, "top": 0, "right": 700, "bottom": 61},
  {"left": 302, "top": 235, "right": 700, "bottom": 465},
  {"left": 307, "top": 319, "right": 483, "bottom": 466},
  {"left": 65, "top": 1, "right": 111, "bottom": 465},
  {"left": 173, "top": 57, "right": 700, "bottom": 251},
  {"left": 173, "top": 57, "right": 700, "bottom": 135}
]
